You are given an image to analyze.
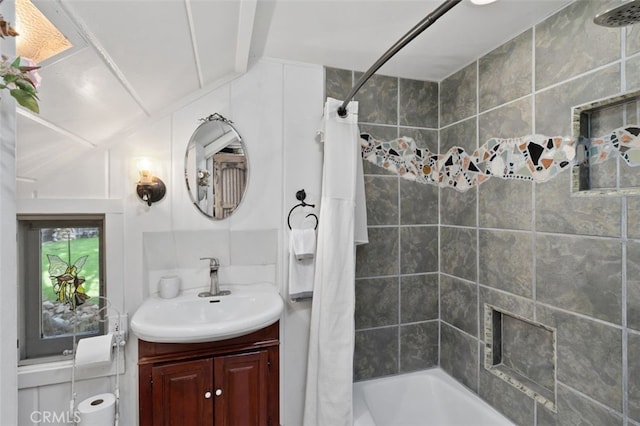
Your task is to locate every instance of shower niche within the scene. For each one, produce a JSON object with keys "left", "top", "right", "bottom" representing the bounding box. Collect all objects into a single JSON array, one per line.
[
  {"left": 484, "top": 305, "right": 557, "bottom": 412},
  {"left": 572, "top": 89, "right": 640, "bottom": 195}
]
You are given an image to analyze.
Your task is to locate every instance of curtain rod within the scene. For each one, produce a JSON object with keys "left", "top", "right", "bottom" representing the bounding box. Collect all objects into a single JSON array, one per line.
[{"left": 337, "top": 0, "right": 463, "bottom": 118}]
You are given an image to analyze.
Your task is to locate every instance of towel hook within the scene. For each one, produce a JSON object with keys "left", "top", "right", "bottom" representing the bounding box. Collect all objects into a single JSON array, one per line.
[{"left": 287, "top": 189, "right": 318, "bottom": 230}]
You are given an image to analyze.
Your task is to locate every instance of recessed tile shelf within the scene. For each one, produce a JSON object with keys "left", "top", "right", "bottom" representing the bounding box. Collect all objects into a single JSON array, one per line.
[
  {"left": 484, "top": 304, "right": 558, "bottom": 412},
  {"left": 572, "top": 89, "right": 640, "bottom": 196}
]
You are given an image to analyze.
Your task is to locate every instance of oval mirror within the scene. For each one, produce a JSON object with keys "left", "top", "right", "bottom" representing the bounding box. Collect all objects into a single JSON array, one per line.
[{"left": 185, "top": 113, "right": 248, "bottom": 219}]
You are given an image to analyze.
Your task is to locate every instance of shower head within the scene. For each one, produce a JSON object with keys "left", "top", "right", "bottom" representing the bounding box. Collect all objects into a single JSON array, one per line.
[{"left": 594, "top": 0, "right": 640, "bottom": 27}]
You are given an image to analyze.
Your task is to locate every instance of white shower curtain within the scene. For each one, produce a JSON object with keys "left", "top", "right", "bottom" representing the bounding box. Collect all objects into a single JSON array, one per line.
[{"left": 303, "top": 98, "right": 368, "bottom": 426}]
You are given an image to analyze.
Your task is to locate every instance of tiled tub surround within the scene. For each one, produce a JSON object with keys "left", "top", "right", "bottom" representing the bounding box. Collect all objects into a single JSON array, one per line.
[
  {"left": 326, "top": 68, "right": 441, "bottom": 381},
  {"left": 439, "top": 1, "right": 640, "bottom": 425},
  {"left": 327, "top": 1, "right": 640, "bottom": 425}
]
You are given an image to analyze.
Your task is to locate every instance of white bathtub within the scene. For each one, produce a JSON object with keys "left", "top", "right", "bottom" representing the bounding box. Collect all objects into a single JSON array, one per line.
[{"left": 353, "top": 368, "right": 515, "bottom": 426}]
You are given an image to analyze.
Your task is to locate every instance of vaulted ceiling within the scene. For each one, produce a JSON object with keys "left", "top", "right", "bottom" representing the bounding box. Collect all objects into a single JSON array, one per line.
[{"left": 13, "top": 0, "right": 572, "bottom": 183}]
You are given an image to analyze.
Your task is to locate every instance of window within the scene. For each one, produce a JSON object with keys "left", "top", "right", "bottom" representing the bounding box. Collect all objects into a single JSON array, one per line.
[{"left": 18, "top": 215, "right": 105, "bottom": 363}]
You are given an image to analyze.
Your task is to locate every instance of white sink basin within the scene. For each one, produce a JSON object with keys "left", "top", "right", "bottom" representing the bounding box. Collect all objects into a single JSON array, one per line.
[{"left": 130, "top": 283, "right": 283, "bottom": 343}]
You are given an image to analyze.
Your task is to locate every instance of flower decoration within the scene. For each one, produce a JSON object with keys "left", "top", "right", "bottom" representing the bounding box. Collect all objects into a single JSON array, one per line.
[
  {"left": 197, "top": 169, "right": 210, "bottom": 187},
  {"left": 0, "top": 14, "right": 40, "bottom": 113},
  {"left": 47, "top": 254, "right": 90, "bottom": 310}
]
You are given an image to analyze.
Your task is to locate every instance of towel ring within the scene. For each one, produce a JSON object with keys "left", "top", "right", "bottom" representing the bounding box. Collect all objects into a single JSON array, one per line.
[
  {"left": 287, "top": 189, "right": 318, "bottom": 230},
  {"left": 287, "top": 211, "right": 318, "bottom": 230}
]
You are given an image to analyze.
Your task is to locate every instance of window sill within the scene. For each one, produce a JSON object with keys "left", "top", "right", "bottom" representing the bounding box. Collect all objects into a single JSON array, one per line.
[{"left": 18, "top": 351, "right": 125, "bottom": 389}]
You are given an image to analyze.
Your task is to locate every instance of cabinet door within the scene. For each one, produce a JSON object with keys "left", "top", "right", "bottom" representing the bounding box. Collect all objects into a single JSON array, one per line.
[
  {"left": 214, "top": 351, "right": 269, "bottom": 426},
  {"left": 151, "top": 358, "right": 214, "bottom": 426}
]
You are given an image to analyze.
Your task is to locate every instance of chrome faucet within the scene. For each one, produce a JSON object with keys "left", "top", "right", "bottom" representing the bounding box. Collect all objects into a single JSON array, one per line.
[{"left": 198, "top": 257, "right": 230, "bottom": 297}]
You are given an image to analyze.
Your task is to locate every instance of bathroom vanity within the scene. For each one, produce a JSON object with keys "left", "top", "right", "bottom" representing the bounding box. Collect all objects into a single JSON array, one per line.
[{"left": 137, "top": 322, "right": 279, "bottom": 426}]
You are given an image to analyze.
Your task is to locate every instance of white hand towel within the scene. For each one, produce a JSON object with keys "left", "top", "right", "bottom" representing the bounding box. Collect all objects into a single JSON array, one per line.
[
  {"left": 289, "top": 230, "right": 316, "bottom": 301},
  {"left": 292, "top": 228, "right": 317, "bottom": 260}
]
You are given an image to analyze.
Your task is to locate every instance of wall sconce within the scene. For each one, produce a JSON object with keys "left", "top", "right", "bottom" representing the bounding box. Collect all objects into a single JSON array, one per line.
[{"left": 136, "top": 158, "right": 166, "bottom": 206}]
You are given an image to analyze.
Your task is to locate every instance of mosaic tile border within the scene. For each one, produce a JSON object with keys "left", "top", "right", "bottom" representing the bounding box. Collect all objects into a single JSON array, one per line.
[
  {"left": 484, "top": 304, "right": 558, "bottom": 412},
  {"left": 360, "top": 125, "right": 640, "bottom": 192}
]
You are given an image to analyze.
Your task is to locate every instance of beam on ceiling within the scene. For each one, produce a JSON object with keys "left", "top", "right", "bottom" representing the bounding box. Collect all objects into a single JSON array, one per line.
[{"left": 235, "top": 0, "right": 257, "bottom": 73}]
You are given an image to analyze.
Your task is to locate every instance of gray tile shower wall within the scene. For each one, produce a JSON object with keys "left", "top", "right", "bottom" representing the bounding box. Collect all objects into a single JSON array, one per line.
[
  {"left": 325, "top": 67, "right": 440, "bottom": 381},
  {"left": 629, "top": 333, "right": 640, "bottom": 421},
  {"left": 534, "top": 0, "right": 620, "bottom": 91},
  {"left": 440, "top": 62, "right": 477, "bottom": 127},
  {"left": 439, "top": 1, "right": 640, "bottom": 425},
  {"left": 628, "top": 25, "right": 640, "bottom": 56},
  {"left": 478, "top": 29, "right": 532, "bottom": 112},
  {"left": 326, "top": 1, "right": 640, "bottom": 422},
  {"left": 628, "top": 56, "right": 640, "bottom": 91}
]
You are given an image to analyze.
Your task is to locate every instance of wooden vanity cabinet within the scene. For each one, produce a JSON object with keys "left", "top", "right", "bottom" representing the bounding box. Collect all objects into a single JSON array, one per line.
[
  {"left": 150, "top": 358, "right": 214, "bottom": 425},
  {"left": 138, "top": 322, "right": 279, "bottom": 426}
]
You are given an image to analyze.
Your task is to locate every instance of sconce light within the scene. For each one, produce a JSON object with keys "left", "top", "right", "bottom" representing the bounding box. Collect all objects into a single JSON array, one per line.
[{"left": 136, "top": 158, "right": 166, "bottom": 206}]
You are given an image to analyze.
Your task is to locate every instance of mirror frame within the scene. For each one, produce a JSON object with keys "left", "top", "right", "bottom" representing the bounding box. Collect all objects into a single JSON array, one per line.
[{"left": 184, "top": 113, "right": 249, "bottom": 219}]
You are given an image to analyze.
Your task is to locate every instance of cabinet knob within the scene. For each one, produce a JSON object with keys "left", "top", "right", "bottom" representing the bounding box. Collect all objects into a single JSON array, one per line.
[
  {"left": 215, "top": 389, "right": 223, "bottom": 396},
  {"left": 204, "top": 391, "right": 212, "bottom": 399}
]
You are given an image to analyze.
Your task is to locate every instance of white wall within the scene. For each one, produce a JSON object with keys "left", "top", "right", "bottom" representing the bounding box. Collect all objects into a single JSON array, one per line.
[
  {"left": 281, "top": 63, "right": 324, "bottom": 424},
  {"left": 15, "top": 58, "right": 324, "bottom": 425},
  {"left": 0, "top": 1, "right": 18, "bottom": 424}
]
